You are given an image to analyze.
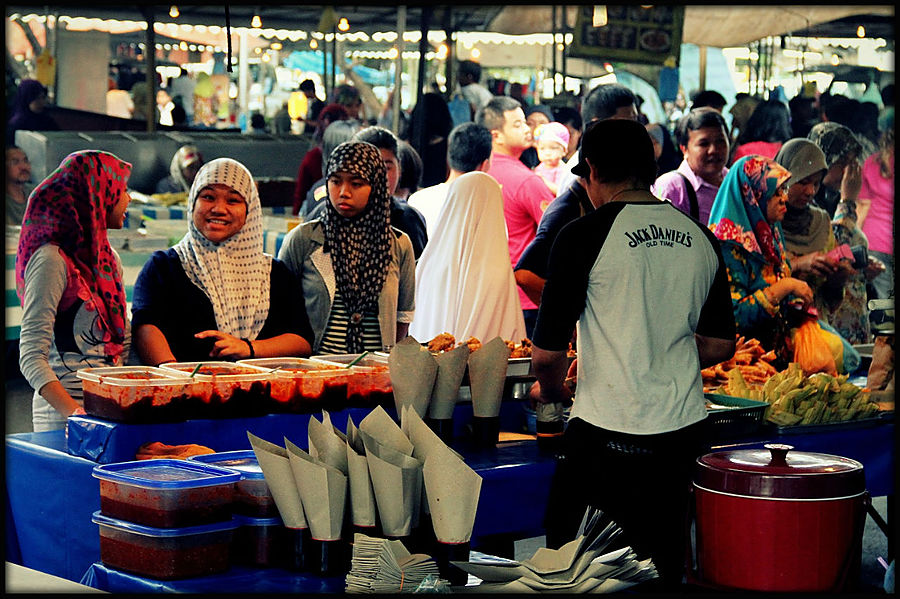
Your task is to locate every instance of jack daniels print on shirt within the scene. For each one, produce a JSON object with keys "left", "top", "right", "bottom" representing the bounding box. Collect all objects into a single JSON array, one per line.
[{"left": 623, "top": 223, "right": 694, "bottom": 249}]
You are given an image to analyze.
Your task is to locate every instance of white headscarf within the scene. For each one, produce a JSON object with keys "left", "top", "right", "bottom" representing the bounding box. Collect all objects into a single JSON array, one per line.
[
  {"left": 410, "top": 171, "right": 525, "bottom": 342},
  {"left": 173, "top": 158, "right": 271, "bottom": 339}
]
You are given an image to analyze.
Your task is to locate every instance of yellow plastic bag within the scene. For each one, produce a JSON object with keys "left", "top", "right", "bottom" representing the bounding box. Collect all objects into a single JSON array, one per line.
[{"left": 792, "top": 319, "right": 837, "bottom": 376}]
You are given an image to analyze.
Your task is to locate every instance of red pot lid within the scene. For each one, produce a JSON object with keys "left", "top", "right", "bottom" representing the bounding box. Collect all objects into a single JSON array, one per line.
[{"left": 694, "top": 444, "right": 865, "bottom": 499}]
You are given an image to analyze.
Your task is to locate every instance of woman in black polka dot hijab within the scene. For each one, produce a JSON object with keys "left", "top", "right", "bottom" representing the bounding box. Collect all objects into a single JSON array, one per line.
[{"left": 322, "top": 141, "right": 394, "bottom": 352}]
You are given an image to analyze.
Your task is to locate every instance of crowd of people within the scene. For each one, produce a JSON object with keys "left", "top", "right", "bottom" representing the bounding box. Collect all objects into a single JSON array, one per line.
[{"left": 8, "top": 60, "right": 894, "bottom": 588}]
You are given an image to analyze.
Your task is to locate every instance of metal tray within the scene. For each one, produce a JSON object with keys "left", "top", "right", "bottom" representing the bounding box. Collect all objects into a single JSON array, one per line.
[{"left": 767, "top": 410, "right": 894, "bottom": 435}]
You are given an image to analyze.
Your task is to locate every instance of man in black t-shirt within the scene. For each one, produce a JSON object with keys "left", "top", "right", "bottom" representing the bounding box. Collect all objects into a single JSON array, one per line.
[{"left": 531, "top": 119, "right": 736, "bottom": 589}]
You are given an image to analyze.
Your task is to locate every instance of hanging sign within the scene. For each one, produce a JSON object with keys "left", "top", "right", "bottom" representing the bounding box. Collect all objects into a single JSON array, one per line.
[{"left": 569, "top": 5, "right": 684, "bottom": 67}]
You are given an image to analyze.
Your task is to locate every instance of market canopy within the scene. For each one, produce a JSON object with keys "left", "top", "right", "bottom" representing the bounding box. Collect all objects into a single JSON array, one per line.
[
  {"left": 9, "top": 5, "right": 894, "bottom": 48},
  {"left": 488, "top": 5, "right": 894, "bottom": 47}
]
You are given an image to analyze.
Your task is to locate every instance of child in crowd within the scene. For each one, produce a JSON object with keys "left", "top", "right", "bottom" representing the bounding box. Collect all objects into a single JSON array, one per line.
[{"left": 533, "top": 122, "right": 570, "bottom": 195}]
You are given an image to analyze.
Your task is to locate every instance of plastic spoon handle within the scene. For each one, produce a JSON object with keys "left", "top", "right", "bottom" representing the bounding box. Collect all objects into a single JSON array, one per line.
[{"left": 346, "top": 351, "right": 370, "bottom": 368}]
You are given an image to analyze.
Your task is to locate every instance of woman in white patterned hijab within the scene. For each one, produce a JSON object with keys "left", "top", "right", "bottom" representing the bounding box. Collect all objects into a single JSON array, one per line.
[{"left": 133, "top": 157, "right": 313, "bottom": 364}]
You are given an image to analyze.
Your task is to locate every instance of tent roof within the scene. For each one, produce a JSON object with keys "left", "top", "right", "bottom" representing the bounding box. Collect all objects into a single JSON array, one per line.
[{"left": 8, "top": 4, "right": 894, "bottom": 48}]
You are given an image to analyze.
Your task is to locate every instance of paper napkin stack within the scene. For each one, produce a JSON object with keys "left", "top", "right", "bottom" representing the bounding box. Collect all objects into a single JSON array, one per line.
[{"left": 345, "top": 533, "right": 442, "bottom": 593}]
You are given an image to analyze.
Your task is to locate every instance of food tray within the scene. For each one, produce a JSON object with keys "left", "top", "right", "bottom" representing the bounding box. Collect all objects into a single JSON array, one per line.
[
  {"left": 188, "top": 450, "right": 278, "bottom": 517},
  {"left": 76, "top": 366, "right": 195, "bottom": 423},
  {"left": 159, "top": 361, "right": 274, "bottom": 418},
  {"left": 93, "top": 511, "right": 237, "bottom": 580},
  {"left": 704, "top": 393, "right": 767, "bottom": 439},
  {"left": 311, "top": 353, "right": 393, "bottom": 408},
  {"left": 766, "top": 410, "right": 893, "bottom": 435},
  {"left": 93, "top": 458, "right": 240, "bottom": 528},
  {"left": 238, "top": 357, "right": 350, "bottom": 412}
]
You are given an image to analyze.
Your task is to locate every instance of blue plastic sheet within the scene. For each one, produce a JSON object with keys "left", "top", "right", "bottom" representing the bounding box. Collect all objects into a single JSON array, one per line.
[{"left": 80, "top": 562, "right": 345, "bottom": 593}]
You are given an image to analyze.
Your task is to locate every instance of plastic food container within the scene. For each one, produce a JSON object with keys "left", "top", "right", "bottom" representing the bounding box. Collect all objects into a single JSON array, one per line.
[
  {"left": 231, "top": 514, "right": 288, "bottom": 567},
  {"left": 237, "top": 357, "right": 350, "bottom": 413},
  {"left": 76, "top": 366, "right": 194, "bottom": 423},
  {"left": 312, "top": 353, "right": 393, "bottom": 408},
  {"left": 93, "top": 511, "right": 237, "bottom": 580},
  {"left": 693, "top": 444, "right": 867, "bottom": 592},
  {"left": 188, "top": 450, "right": 278, "bottom": 517},
  {"left": 93, "top": 459, "right": 241, "bottom": 528},
  {"left": 159, "top": 361, "right": 273, "bottom": 418}
]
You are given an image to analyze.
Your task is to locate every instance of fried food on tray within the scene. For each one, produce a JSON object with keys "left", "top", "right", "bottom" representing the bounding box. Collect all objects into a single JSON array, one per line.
[
  {"left": 508, "top": 338, "right": 532, "bottom": 358},
  {"left": 427, "top": 332, "right": 457, "bottom": 353},
  {"left": 136, "top": 441, "right": 216, "bottom": 461},
  {"left": 464, "top": 337, "right": 482, "bottom": 352}
]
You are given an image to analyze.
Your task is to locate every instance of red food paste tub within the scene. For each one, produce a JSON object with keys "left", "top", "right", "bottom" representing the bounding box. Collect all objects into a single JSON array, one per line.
[
  {"left": 237, "top": 357, "right": 349, "bottom": 413},
  {"left": 189, "top": 450, "right": 278, "bottom": 517},
  {"left": 93, "top": 459, "right": 240, "bottom": 528},
  {"left": 76, "top": 366, "right": 194, "bottom": 423},
  {"left": 231, "top": 514, "right": 288, "bottom": 567},
  {"left": 93, "top": 511, "right": 237, "bottom": 580},
  {"left": 311, "top": 353, "right": 393, "bottom": 409},
  {"left": 159, "top": 361, "right": 273, "bottom": 418},
  {"left": 693, "top": 443, "right": 867, "bottom": 592}
]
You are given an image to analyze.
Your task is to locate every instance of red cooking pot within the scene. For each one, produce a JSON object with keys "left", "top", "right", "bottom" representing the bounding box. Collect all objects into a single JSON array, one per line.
[{"left": 693, "top": 443, "right": 867, "bottom": 592}]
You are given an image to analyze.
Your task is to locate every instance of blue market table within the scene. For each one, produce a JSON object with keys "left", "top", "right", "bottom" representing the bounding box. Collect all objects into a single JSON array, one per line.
[{"left": 6, "top": 404, "right": 893, "bottom": 590}]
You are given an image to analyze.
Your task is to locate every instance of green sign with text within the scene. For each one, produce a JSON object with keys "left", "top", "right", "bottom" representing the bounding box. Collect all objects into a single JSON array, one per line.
[{"left": 570, "top": 5, "right": 684, "bottom": 66}]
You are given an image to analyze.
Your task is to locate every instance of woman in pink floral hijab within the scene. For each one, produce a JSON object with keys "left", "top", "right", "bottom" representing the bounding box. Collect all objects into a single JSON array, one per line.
[{"left": 16, "top": 150, "right": 132, "bottom": 430}]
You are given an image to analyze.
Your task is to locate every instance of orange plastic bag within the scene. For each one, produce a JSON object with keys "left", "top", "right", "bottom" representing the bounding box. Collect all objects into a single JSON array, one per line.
[{"left": 792, "top": 319, "right": 838, "bottom": 376}]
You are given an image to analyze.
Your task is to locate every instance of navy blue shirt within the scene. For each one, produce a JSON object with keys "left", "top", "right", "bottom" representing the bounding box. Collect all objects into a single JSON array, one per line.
[
  {"left": 515, "top": 179, "right": 593, "bottom": 279},
  {"left": 132, "top": 249, "right": 314, "bottom": 362}
]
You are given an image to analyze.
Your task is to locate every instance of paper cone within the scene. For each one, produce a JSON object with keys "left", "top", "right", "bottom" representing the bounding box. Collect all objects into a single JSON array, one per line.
[
  {"left": 247, "top": 431, "right": 308, "bottom": 529},
  {"left": 358, "top": 427, "right": 423, "bottom": 537},
  {"left": 285, "top": 437, "right": 347, "bottom": 541},
  {"left": 423, "top": 445, "right": 482, "bottom": 543},
  {"left": 428, "top": 344, "right": 469, "bottom": 419},
  {"left": 467, "top": 336, "right": 509, "bottom": 417},
  {"left": 308, "top": 410, "right": 349, "bottom": 474},
  {"left": 359, "top": 404, "right": 414, "bottom": 456},
  {"left": 388, "top": 336, "right": 438, "bottom": 418},
  {"left": 402, "top": 404, "right": 465, "bottom": 463},
  {"left": 346, "top": 417, "right": 377, "bottom": 528}
]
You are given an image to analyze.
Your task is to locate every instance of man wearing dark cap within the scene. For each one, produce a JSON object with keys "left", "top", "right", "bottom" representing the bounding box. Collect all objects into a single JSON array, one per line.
[{"left": 531, "top": 118, "right": 736, "bottom": 589}]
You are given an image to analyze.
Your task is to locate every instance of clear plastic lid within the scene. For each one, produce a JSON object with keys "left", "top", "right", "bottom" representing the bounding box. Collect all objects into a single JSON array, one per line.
[
  {"left": 237, "top": 357, "right": 346, "bottom": 376},
  {"left": 76, "top": 366, "right": 192, "bottom": 386},
  {"left": 159, "top": 361, "right": 273, "bottom": 381},
  {"left": 188, "top": 450, "right": 264, "bottom": 480},
  {"left": 311, "top": 353, "right": 389, "bottom": 370},
  {"left": 92, "top": 458, "right": 241, "bottom": 488},
  {"left": 92, "top": 511, "right": 238, "bottom": 537}
]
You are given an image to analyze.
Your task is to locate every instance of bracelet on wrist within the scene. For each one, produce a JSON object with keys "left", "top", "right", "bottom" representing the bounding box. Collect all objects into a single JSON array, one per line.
[{"left": 242, "top": 338, "right": 255, "bottom": 358}]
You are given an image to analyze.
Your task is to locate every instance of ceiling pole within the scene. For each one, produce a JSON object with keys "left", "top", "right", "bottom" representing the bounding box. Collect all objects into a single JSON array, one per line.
[
  {"left": 144, "top": 7, "right": 156, "bottom": 132},
  {"left": 392, "top": 5, "right": 406, "bottom": 135},
  {"left": 239, "top": 29, "right": 250, "bottom": 127},
  {"left": 443, "top": 9, "right": 454, "bottom": 101},
  {"left": 331, "top": 25, "right": 337, "bottom": 94},
  {"left": 551, "top": 5, "right": 558, "bottom": 98},
  {"left": 560, "top": 7, "right": 567, "bottom": 96},
  {"left": 698, "top": 44, "right": 707, "bottom": 92},
  {"left": 413, "top": 5, "right": 431, "bottom": 152}
]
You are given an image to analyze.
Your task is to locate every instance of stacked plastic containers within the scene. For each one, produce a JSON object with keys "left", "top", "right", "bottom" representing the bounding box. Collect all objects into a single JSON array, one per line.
[
  {"left": 91, "top": 459, "right": 241, "bottom": 579},
  {"left": 190, "top": 450, "right": 286, "bottom": 568}
]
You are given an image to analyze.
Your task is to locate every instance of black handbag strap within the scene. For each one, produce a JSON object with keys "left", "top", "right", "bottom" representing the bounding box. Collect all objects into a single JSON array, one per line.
[{"left": 678, "top": 173, "right": 700, "bottom": 220}]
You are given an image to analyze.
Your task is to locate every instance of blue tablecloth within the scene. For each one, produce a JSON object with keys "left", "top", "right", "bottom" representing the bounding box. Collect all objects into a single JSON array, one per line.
[
  {"left": 80, "top": 562, "right": 345, "bottom": 593},
  {"left": 7, "top": 411, "right": 893, "bottom": 586}
]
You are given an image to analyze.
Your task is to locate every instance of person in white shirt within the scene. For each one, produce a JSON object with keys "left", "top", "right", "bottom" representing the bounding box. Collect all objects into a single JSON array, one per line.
[
  {"left": 407, "top": 122, "right": 492, "bottom": 238},
  {"left": 455, "top": 60, "right": 494, "bottom": 118}
]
